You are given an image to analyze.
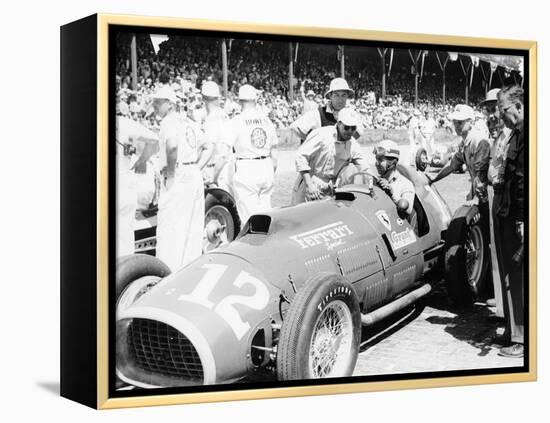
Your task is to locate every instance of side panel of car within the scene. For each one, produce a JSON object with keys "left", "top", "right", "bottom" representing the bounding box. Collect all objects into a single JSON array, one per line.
[{"left": 348, "top": 189, "right": 424, "bottom": 308}]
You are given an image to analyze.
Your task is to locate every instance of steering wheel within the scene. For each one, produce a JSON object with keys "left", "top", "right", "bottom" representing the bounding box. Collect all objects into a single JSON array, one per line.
[{"left": 342, "top": 171, "right": 378, "bottom": 186}]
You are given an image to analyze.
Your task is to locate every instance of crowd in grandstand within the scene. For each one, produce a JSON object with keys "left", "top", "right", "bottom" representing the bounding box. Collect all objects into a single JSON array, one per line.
[{"left": 115, "top": 34, "right": 489, "bottom": 134}]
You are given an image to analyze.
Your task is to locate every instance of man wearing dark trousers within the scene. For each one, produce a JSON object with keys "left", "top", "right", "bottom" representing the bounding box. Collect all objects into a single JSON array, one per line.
[{"left": 494, "top": 85, "right": 525, "bottom": 358}]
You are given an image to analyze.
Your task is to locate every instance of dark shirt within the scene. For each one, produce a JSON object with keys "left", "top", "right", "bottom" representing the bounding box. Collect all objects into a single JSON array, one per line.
[
  {"left": 494, "top": 122, "right": 525, "bottom": 221},
  {"left": 318, "top": 105, "right": 337, "bottom": 127}
]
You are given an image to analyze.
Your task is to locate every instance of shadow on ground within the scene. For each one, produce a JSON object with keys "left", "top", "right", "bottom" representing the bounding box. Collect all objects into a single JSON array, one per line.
[{"left": 360, "top": 280, "right": 505, "bottom": 358}]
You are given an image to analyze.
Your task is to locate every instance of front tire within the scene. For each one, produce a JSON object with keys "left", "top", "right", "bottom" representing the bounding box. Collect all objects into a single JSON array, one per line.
[
  {"left": 116, "top": 254, "right": 171, "bottom": 300},
  {"left": 277, "top": 273, "right": 361, "bottom": 380},
  {"left": 115, "top": 254, "right": 171, "bottom": 389}
]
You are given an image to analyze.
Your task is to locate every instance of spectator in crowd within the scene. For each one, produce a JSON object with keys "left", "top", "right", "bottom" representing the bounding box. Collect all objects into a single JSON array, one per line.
[
  {"left": 300, "top": 80, "right": 318, "bottom": 114},
  {"left": 420, "top": 110, "right": 436, "bottom": 156}
]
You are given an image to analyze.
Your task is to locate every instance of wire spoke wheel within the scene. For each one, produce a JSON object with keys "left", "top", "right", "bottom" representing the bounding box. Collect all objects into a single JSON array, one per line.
[
  {"left": 308, "top": 300, "right": 354, "bottom": 378},
  {"left": 444, "top": 207, "right": 489, "bottom": 307},
  {"left": 276, "top": 274, "right": 360, "bottom": 381},
  {"left": 465, "top": 225, "right": 484, "bottom": 289},
  {"left": 203, "top": 204, "right": 234, "bottom": 250}
]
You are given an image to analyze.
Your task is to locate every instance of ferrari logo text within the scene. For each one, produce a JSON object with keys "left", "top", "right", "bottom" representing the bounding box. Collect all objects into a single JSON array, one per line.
[{"left": 290, "top": 221, "right": 354, "bottom": 249}]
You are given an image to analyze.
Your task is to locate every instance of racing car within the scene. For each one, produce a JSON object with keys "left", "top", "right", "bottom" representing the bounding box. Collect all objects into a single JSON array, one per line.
[{"left": 115, "top": 164, "right": 490, "bottom": 388}]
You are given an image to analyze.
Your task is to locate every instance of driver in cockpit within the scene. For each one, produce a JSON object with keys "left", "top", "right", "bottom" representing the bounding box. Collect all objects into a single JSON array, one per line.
[{"left": 373, "top": 140, "right": 414, "bottom": 217}]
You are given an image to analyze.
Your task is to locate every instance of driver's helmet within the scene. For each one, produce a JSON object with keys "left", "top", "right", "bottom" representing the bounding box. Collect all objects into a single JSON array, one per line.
[{"left": 373, "top": 140, "right": 400, "bottom": 160}]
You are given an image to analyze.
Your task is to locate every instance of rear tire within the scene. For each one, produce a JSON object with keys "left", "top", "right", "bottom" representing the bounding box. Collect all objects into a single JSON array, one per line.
[
  {"left": 444, "top": 207, "right": 489, "bottom": 307},
  {"left": 415, "top": 147, "right": 428, "bottom": 172},
  {"left": 205, "top": 189, "right": 241, "bottom": 241},
  {"left": 277, "top": 273, "right": 361, "bottom": 380}
]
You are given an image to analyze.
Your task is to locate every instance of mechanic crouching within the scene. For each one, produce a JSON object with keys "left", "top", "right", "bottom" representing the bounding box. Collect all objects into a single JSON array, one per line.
[{"left": 373, "top": 140, "right": 415, "bottom": 217}]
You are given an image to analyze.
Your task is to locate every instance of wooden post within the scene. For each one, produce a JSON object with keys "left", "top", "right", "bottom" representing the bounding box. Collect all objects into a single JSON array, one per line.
[
  {"left": 221, "top": 39, "right": 228, "bottom": 97},
  {"left": 377, "top": 48, "right": 387, "bottom": 100},
  {"left": 458, "top": 56, "right": 472, "bottom": 105},
  {"left": 408, "top": 49, "right": 422, "bottom": 108},
  {"left": 340, "top": 45, "right": 345, "bottom": 78},
  {"left": 289, "top": 43, "right": 295, "bottom": 102},
  {"left": 130, "top": 34, "right": 138, "bottom": 90},
  {"left": 442, "top": 67, "right": 446, "bottom": 106},
  {"left": 435, "top": 52, "right": 449, "bottom": 106}
]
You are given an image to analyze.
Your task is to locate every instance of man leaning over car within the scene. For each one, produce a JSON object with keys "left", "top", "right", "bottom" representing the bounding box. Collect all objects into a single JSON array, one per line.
[{"left": 292, "top": 107, "right": 368, "bottom": 204}]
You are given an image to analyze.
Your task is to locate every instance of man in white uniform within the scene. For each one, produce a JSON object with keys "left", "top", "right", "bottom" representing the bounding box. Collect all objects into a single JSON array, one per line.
[
  {"left": 153, "top": 86, "right": 213, "bottom": 271},
  {"left": 300, "top": 81, "right": 318, "bottom": 115},
  {"left": 228, "top": 84, "right": 278, "bottom": 225},
  {"left": 292, "top": 108, "right": 369, "bottom": 204},
  {"left": 408, "top": 109, "right": 422, "bottom": 166},
  {"left": 115, "top": 111, "right": 159, "bottom": 257},
  {"left": 420, "top": 110, "right": 436, "bottom": 156},
  {"left": 201, "top": 81, "right": 234, "bottom": 194}
]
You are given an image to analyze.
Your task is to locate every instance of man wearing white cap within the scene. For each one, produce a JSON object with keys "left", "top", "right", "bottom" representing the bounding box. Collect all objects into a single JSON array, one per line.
[
  {"left": 228, "top": 84, "right": 278, "bottom": 225},
  {"left": 408, "top": 109, "right": 423, "bottom": 165},
  {"left": 115, "top": 105, "right": 159, "bottom": 257},
  {"left": 290, "top": 77, "right": 356, "bottom": 144},
  {"left": 429, "top": 104, "right": 491, "bottom": 206},
  {"left": 152, "top": 85, "right": 213, "bottom": 271},
  {"left": 299, "top": 80, "right": 318, "bottom": 115},
  {"left": 420, "top": 110, "right": 436, "bottom": 156},
  {"left": 373, "top": 140, "right": 414, "bottom": 216},
  {"left": 201, "top": 81, "right": 234, "bottom": 193},
  {"left": 292, "top": 107, "right": 368, "bottom": 204}
]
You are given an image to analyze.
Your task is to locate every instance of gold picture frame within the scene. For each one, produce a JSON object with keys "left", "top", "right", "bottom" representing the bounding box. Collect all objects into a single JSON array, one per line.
[{"left": 60, "top": 13, "right": 537, "bottom": 409}]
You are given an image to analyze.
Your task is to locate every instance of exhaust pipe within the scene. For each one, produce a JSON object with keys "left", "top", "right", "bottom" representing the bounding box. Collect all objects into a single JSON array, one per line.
[{"left": 361, "top": 283, "right": 432, "bottom": 327}]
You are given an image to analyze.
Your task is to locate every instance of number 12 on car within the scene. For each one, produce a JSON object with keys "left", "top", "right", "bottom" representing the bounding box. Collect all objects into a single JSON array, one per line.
[{"left": 178, "top": 264, "right": 270, "bottom": 340}]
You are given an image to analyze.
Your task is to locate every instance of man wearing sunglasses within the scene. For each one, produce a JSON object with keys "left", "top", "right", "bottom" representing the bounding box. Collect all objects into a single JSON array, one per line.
[
  {"left": 373, "top": 140, "right": 414, "bottom": 217},
  {"left": 481, "top": 88, "right": 511, "bottom": 143},
  {"left": 292, "top": 107, "right": 368, "bottom": 204}
]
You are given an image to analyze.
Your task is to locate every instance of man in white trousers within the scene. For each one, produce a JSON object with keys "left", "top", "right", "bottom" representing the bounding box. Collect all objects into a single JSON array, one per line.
[
  {"left": 229, "top": 84, "right": 278, "bottom": 226},
  {"left": 201, "top": 81, "right": 234, "bottom": 194},
  {"left": 153, "top": 86, "right": 213, "bottom": 271}
]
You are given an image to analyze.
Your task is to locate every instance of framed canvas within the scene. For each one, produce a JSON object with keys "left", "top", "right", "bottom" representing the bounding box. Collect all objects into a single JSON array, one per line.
[{"left": 60, "top": 13, "right": 537, "bottom": 409}]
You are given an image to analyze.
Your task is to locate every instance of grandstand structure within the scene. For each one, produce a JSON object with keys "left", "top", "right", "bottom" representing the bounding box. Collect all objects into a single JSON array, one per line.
[{"left": 115, "top": 32, "right": 523, "bottom": 108}]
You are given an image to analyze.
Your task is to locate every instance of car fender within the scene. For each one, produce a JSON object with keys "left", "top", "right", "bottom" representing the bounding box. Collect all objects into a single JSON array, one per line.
[{"left": 117, "top": 253, "right": 280, "bottom": 386}]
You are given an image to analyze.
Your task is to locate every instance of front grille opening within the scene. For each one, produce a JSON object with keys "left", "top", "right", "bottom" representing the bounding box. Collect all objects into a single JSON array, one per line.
[{"left": 127, "top": 318, "right": 204, "bottom": 383}]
